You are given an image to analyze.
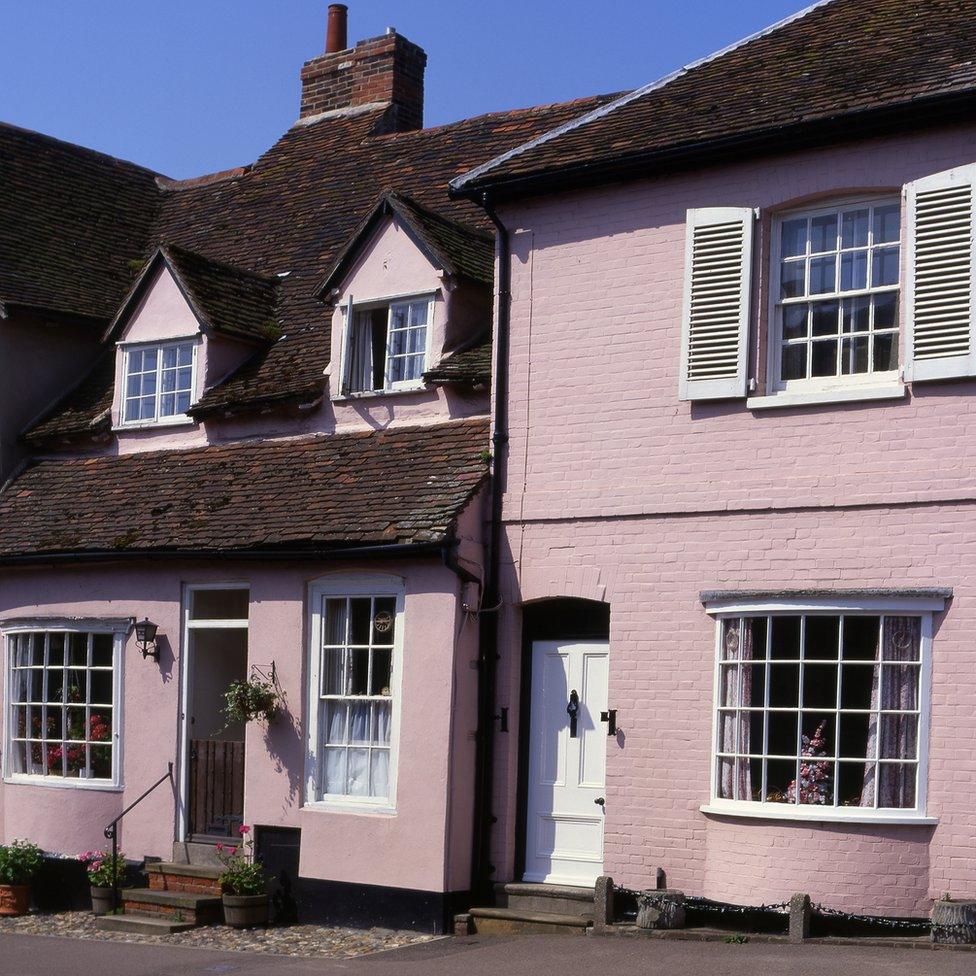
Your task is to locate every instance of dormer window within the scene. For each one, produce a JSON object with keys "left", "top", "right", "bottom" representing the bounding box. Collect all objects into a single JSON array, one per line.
[
  {"left": 343, "top": 297, "right": 432, "bottom": 395},
  {"left": 122, "top": 340, "right": 196, "bottom": 425}
]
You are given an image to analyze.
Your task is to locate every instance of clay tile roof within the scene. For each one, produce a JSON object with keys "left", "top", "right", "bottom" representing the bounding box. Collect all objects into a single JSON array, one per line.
[
  {"left": 453, "top": 0, "right": 976, "bottom": 196},
  {"left": 156, "top": 244, "right": 282, "bottom": 343},
  {"left": 24, "top": 94, "right": 617, "bottom": 436},
  {"left": 0, "top": 122, "right": 161, "bottom": 320},
  {"left": 0, "top": 417, "right": 489, "bottom": 560},
  {"left": 319, "top": 190, "right": 493, "bottom": 295},
  {"left": 424, "top": 340, "right": 491, "bottom": 386}
]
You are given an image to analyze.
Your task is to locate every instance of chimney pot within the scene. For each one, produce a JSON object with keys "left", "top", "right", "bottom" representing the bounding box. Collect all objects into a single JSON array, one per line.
[{"left": 325, "top": 4, "right": 348, "bottom": 54}]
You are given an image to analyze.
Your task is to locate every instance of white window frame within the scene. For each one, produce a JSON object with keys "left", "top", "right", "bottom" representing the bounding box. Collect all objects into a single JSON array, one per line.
[
  {"left": 338, "top": 293, "right": 434, "bottom": 398},
  {"left": 304, "top": 574, "right": 405, "bottom": 814},
  {"left": 1, "top": 618, "right": 128, "bottom": 791},
  {"left": 701, "top": 595, "right": 939, "bottom": 825},
  {"left": 119, "top": 337, "right": 199, "bottom": 428},
  {"left": 765, "top": 196, "right": 904, "bottom": 400}
]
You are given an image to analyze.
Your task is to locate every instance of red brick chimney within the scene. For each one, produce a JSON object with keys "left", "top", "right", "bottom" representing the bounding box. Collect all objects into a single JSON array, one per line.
[{"left": 299, "top": 8, "right": 427, "bottom": 132}]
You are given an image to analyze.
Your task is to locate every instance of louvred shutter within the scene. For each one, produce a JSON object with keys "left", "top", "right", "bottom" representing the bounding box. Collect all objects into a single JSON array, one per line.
[
  {"left": 678, "top": 207, "right": 754, "bottom": 401},
  {"left": 339, "top": 293, "right": 354, "bottom": 394},
  {"left": 905, "top": 164, "right": 976, "bottom": 381}
]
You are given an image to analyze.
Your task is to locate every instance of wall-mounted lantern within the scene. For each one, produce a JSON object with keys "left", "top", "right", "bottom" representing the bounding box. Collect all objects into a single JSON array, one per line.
[{"left": 134, "top": 618, "right": 160, "bottom": 661}]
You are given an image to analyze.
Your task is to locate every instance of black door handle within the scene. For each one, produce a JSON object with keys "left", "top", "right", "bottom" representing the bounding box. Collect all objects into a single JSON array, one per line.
[
  {"left": 594, "top": 797, "right": 605, "bottom": 806},
  {"left": 566, "top": 690, "right": 580, "bottom": 737},
  {"left": 600, "top": 709, "right": 617, "bottom": 735}
]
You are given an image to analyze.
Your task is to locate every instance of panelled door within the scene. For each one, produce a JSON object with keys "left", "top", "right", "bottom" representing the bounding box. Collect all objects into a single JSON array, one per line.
[{"left": 524, "top": 640, "right": 609, "bottom": 886}]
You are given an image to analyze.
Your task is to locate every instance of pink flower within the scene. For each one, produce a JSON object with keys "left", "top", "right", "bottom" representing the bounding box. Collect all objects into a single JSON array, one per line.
[
  {"left": 238, "top": 825, "right": 250, "bottom": 835},
  {"left": 228, "top": 846, "right": 238, "bottom": 856},
  {"left": 215, "top": 843, "right": 223, "bottom": 852}
]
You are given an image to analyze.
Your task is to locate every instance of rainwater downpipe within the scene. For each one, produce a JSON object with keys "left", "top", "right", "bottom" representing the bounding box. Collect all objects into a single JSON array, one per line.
[{"left": 470, "top": 192, "right": 510, "bottom": 900}]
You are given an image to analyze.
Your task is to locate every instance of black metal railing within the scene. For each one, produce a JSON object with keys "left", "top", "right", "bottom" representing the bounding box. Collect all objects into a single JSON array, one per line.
[{"left": 103, "top": 763, "right": 174, "bottom": 913}]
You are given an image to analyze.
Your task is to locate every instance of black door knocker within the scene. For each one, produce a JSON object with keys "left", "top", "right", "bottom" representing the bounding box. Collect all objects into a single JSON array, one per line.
[{"left": 567, "top": 689, "right": 580, "bottom": 737}]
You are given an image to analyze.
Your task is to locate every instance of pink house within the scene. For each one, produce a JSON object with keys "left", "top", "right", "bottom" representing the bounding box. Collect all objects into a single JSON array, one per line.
[
  {"left": 3, "top": 0, "right": 976, "bottom": 937},
  {"left": 450, "top": 0, "right": 976, "bottom": 922}
]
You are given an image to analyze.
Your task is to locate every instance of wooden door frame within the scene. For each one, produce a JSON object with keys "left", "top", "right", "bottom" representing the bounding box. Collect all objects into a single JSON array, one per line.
[
  {"left": 513, "top": 599, "right": 610, "bottom": 883},
  {"left": 176, "top": 582, "right": 250, "bottom": 843}
]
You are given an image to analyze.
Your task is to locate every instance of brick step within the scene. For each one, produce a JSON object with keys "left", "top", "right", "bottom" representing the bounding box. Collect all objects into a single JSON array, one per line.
[
  {"left": 146, "top": 861, "right": 223, "bottom": 895},
  {"left": 493, "top": 882, "right": 595, "bottom": 917},
  {"left": 468, "top": 906, "right": 591, "bottom": 936},
  {"left": 121, "top": 887, "right": 223, "bottom": 926},
  {"left": 94, "top": 914, "right": 198, "bottom": 935}
]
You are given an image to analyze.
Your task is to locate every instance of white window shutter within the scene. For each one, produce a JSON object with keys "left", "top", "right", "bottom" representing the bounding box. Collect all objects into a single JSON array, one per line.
[
  {"left": 678, "top": 207, "right": 754, "bottom": 401},
  {"left": 905, "top": 164, "right": 976, "bottom": 382}
]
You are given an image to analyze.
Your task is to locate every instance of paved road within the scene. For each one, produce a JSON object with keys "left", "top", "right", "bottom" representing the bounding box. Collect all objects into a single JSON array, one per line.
[{"left": 1, "top": 933, "right": 974, "bottom": 976}]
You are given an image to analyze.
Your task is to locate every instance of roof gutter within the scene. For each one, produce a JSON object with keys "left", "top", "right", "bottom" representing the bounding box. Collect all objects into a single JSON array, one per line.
[
  {"left": 0, "top": 540, "right": 453, "bottom": 568},
  {"left": 451, "top": 89, "right": 976, "bottom": 203},
  {"left": 468, "top": 192, "right": 510, "bottom": 901}
]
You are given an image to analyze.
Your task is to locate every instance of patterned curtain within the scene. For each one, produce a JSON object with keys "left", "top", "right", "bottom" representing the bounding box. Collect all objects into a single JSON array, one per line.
[
  {"left": 861, "top": 616, "right": 920, "bottom": 807},
  {"left": 720, "top": 618, "right": 754, "bottom": 800}
]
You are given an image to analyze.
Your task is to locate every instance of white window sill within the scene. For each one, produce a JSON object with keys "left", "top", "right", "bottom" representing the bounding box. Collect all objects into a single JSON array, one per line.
[
  {"left": 747, "top": 383, "right": 906, "bottom": 411},
  {"left": 302, "top": 799, "right": 396, "bottom": 817},
  {"left": 700, "top": 802, "right": 937, "bottom": 826},
  {"left": 331, "top": 385, "right": 427, "bottom": 403},
  {"left": 113, "top": 417, "right": 196, "bottom": 432},
  {"left": 3, "top": 775, "right": 123, "bottom": 793}
]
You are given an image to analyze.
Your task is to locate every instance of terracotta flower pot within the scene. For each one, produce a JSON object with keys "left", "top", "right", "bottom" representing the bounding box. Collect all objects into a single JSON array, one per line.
[
  {"left": 222, "top": 892, "right": 269, "bottom": 928},
  {"left": 90, "top": 886, "right": 115, "bottom": 917},
  {"left": 0, "top": 884, "right": 29, "bottom": 917}
]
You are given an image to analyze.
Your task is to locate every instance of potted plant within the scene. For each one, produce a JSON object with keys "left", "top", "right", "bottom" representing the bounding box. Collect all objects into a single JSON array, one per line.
[
  {"left": 79, "top": 850, "right": 127, "bottom": 916},
  {"left": 217, "top": 826, "right": 268, "bottom": 928},
  {"left": 0, "top": 839, "right": 43, "bottom": 916},
  {"left": 222, "top": 677, "right": 281, "bottom": 728}
]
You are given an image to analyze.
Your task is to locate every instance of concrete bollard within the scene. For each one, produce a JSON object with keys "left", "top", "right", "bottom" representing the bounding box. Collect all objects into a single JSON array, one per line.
[{"left": 789, "top": 893, "right": 811, "bottom": 943}]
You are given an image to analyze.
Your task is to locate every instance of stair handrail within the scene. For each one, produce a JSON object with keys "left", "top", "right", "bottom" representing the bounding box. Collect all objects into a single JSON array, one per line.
[{"left": 103, "top": 762, "right": 174, "bottom": 914}]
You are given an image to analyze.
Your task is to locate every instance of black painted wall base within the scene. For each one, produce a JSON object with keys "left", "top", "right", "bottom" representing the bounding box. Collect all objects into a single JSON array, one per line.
[{"left": 294, "top": 877, "right": 470, "bottom": 934}]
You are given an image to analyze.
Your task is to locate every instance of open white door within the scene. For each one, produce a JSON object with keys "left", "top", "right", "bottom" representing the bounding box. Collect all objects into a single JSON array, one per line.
[{"left": 524, "top": 640, "right": 608, "bottom": 886}]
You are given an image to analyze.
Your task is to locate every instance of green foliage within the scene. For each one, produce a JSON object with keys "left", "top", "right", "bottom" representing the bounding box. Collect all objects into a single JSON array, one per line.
[
  {"left": 216, "top": 827, "right": 267, "bottom": 896},
  {"left": 724, "top": 934, "right": 749, "bottom": 944},
  {"left": 222, "top": 677, "right": 280, "bottom": 727},
  {"left": 0, "top": 840, "right": 43, "bottom": 885}
]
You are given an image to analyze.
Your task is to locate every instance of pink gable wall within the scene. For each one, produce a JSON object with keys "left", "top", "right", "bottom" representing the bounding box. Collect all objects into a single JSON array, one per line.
[{"left": 491, "top": 120, "right": 976, "bottom": 914}]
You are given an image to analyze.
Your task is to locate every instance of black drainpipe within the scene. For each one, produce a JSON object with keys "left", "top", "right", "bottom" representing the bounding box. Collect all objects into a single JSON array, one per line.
[{"left": 470, "top": 192, "right": 510, "bottom": 902}]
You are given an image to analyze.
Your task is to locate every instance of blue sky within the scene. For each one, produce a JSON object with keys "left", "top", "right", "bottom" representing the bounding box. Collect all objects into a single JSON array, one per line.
[{"left": 1, "top": 0, "right": 806, "bottom": 179}]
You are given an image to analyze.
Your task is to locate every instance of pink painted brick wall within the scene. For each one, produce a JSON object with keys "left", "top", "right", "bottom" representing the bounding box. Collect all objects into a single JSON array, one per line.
[{"left": 491, "top": 121, "right": 976, "bottom": 914}]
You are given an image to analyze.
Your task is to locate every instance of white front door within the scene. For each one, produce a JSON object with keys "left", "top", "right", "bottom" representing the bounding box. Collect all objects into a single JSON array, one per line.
[{"left": 524, "top": 640, "right": 608, "bottom": 886}]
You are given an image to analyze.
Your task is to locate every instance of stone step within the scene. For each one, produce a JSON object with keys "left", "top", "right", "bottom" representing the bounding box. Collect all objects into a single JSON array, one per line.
[
  {"left": 493, "top": 882, "right": 595, "bottom": 917},
  {"left": 95, "top": 914, "right": 198, "bottom": 936},
  {"left": 171, "top": 840, "right": 225, "bottom": 868},
  {"left": 469, "top": 906, "right": 591, "bottom": 936},
  {"left": 121, "top": 887, "right": 223, "bottom": 926},
  {"left": 146, "top": 861, "right": 223, "bottom": 896}
]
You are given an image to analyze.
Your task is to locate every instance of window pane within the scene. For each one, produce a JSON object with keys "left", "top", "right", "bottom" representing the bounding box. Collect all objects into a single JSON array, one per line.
[
  {"left": 874, "top": 291, "right": 897, "bottom": 330},
  {"left": 324, "top": 702, "right": 347, "bottom": 745},
  {"left": 371, "top": 648, "right": 392, "bottom": 696},
  {"left": 804, "top": 616, "right": 839, "bottom": 659},
  {"left": 160, "top": 393, "right": 177, "bottom": 417},
  {"left": 842, "top": 616, "right": 880, "bottom": 660},
  {"left": 346, "top": 649, "right": 369, "bottom": 695},
  {"left": 841, "top": 335, "right": 869, "bottom": 375},
  {"left": 90, "top": 634, "right": 113, "bottom": 667},
  {"left": 765, "top": 759, "right": 795, "bottom": 802},
  {"left": 780, "top": 218, "right": 807, "bottom": 257},
  {"left": 324, "top": 747, "right": 347, "bottom": 794},
  {"left": 371, "top": 597, "right": 396, "bottom": 645},
  {"left": 370, "top": 749, "right": 390, "bottom": 799},
  {"left": 802, "top": 665, "right": 837, "bottom": 708},
  {"left": 781, "top": 343, "right": 807, "bottom": 381},
  {"left": 162, "top": 346, "right": 179, "bottom": 369},
  {"left": 840, "top": 250, "right": 868, "bottom": 291},
  {"left": 407, "top": 301, "right": 429, "bottom": 327},
  {"left": 811, "top": 340, "right": 838, "bottom": 377},
  {"left": 783, "top": 305, "right": 807, "bottom": 340},
  {"left": 837, "top": 760, "right": 871, "bottom": 807},
  {"left": 840, "top": 664, "right": 875, "bottom": 710},
  {"left": 770, "top": 617, "right": 801, "bottom": 659},
  {"left": 192, "top": 588, "right": 249, "bottom": 621},
  {"left": 90, "top": 745, "right": 112, "bottom": 779},
  {"left": 322, "top": 648, "right": 344, "bottom": 696},
  {"left": 69, "top": 634, "right": 88, "bottom": 666},
  {"left": 90, "top": 671, "right": 113, "bottom": 706},
  {"left": 324, "top": 598, "right": 347, "bottom": 645},
  {"left": 872, "top": 246, "right": 899, "bottom": 286},
  {"left": 873, "top": 204, "right": 900, "bottom": 244},
  {"left": 349, "top": 598, "right": 372, "bottom": 645},
  {"left": 880, "top": 714, "right": 918, "bottom": 760},
  {"left": 780, "top": 261, "right": 805, "bottom": 299},
  {"left": 879, "top": 762, "right": 916, "bottom": 808},
  {"left": 347, "top": 748, "right": 369, "bottom": 795},
  {"left": 809, "top": 256, "right": 836, "bottom": 294},
  {"left": 348, "top": 703, "right": 371, "bottom": 744},
  {"left": 767, "top": 710, "right": 798, "bottom": 754},
  {"left": 374, "top": 701, "right": 392, "bottom": 745},
  {"left": 811, "top": 300, "right": 839, "bottom": 336},
  {"left": 838, "top": 713, "right": 873, "bottom": 759},
  {"left": 810, "top": 214, "right": 838, "bottom": 253},
  {"left": 873, "top": 332, "right": 898, "bottom": 372},
  {"left": 796, "top": 760, "right": 834, "bottom": 805},
  {"left": 841, "top": 209, "right": 869, "bottom": 248}
]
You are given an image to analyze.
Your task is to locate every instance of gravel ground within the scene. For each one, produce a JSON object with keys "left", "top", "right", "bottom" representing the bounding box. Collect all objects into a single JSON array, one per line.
[{"left": 0, "top": 910, "right": 440, "bottom": 958}]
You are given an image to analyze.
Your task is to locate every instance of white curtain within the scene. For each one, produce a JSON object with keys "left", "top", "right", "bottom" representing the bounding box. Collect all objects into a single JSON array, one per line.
[
  {"left": 719, "top": 618, "right": 753, "bottom": 801},
  {"left": 346, "top": 312, "right": 374, "bottom": 393}
]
